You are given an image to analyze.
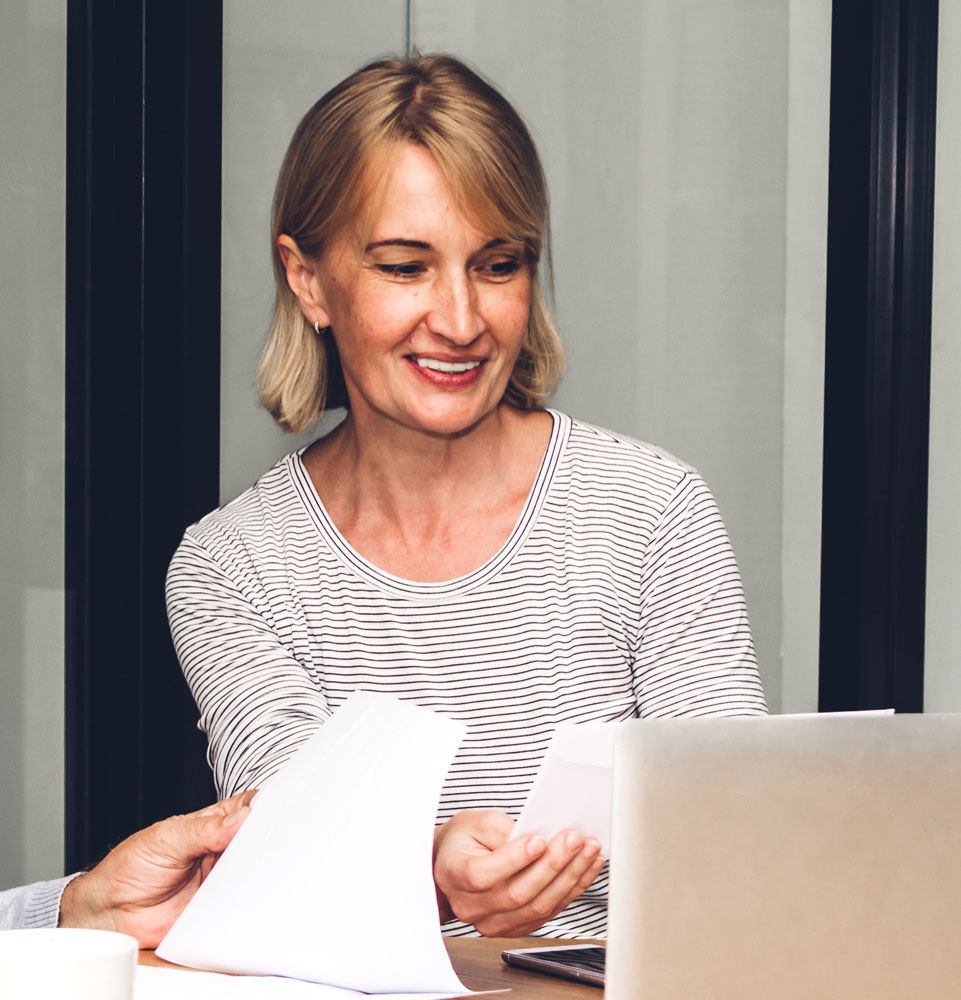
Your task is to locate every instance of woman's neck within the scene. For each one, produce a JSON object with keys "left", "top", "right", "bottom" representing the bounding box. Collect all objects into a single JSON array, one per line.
[{"left": 301, "top": 404, "right": 553, "bottom": 581}]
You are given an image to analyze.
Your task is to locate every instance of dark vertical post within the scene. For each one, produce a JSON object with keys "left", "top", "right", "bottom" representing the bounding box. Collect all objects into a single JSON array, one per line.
[
  {"left": 65, "top": 0, "right": 222, "bottom": 872},
  {"left": 819, "top": 0, "right": 939, "bottom": 712}
]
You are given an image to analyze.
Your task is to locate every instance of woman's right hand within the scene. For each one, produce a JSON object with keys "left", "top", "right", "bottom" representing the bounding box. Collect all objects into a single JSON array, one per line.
[{"left": 432, "top": 809, "right": 605, "bottom": 937}]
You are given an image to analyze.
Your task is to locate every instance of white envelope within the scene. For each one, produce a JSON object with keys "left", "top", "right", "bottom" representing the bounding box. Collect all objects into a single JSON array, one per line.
[{"left": 511, "top": 722, "right": 617, "bottom": 858}]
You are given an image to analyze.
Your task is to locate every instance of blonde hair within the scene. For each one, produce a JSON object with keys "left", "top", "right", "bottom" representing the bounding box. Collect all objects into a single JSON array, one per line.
[{"left": 258, "top": 54, "right": 565, "bottom": 433}]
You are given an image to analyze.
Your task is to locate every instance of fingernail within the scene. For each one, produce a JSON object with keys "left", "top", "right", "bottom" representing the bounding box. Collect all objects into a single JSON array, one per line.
[
  {"left": 583, "top": 838, "right": 601, "bottom": 857},
  {"left": 223, "top": 808, "right": 242, "bottom": 827},
  {"left": 564, "top": 831, "right": 584, "bottom": 851},
  {"left": 594, "top": 855, "right": 607, "bottom": 869},
  {"left": 527, "top": 836, "right": 547, "bottom": 856}
]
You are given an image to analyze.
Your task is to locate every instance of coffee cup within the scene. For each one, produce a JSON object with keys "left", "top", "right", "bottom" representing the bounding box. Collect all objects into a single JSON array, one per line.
[{"left": 0, "top": 927, "right": 138, "bottom": 1000}]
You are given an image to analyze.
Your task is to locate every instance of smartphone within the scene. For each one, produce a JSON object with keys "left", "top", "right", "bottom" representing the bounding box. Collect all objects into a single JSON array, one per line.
[{"left": 501, "top": 944, "right": 605, "bottom": 988}]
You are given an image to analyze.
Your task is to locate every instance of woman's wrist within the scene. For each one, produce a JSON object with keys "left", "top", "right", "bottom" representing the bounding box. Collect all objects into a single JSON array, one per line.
[{"left": 432, "top": 823, "right": 455, "bottom": 923}]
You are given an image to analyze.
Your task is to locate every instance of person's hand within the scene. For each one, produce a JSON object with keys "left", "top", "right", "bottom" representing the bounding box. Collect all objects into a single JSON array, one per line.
[
  {"left": 58, "top": 790, "right": 257, "bottom": 947},
  {"left": 432, "top": 809, "right": 605, "bottom": 937}
]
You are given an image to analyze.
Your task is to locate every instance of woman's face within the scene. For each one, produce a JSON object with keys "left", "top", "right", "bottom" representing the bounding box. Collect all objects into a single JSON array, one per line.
[{"left": 289, "top": 143, "right": 532, "bottom": 439}]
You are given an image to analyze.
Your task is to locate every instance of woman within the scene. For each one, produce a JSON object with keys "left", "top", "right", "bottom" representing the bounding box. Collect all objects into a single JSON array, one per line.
[{"left": 166, "top": 54, "right": 766, "bottom": 939}]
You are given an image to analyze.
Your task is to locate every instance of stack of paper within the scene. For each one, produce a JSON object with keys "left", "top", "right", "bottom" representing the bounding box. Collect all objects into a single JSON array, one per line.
[{"left": 136, "top": 965, "right": 460, "bottom": 999}]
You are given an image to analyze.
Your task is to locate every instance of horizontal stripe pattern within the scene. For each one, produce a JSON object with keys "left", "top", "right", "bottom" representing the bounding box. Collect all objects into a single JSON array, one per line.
[{"left": 167, "top": 411, "right": 765, "bottom": 938}]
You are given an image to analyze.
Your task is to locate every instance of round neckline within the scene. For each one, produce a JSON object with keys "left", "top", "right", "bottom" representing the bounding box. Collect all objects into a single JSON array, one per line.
[{"left": 287, "top": 409, "right": 570, "bottom": 599}]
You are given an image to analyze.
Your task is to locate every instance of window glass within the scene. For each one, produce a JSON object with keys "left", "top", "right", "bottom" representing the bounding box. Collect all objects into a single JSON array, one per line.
[{"left": 0, "top": 0, "right": 65, "bottom": 885}]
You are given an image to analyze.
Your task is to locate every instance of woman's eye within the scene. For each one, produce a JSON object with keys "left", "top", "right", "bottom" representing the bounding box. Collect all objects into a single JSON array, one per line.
[
  {"left": 479, "top": 259, "right": 521, "bottom": 279},
  {"left": 378, "top": 263, "right": 424, "bottom": 278}
]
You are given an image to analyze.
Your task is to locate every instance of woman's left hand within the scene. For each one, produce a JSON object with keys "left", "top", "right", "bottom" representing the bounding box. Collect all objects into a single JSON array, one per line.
[{"left": 432, "top": 809, "right": 605, "bottom": 936}]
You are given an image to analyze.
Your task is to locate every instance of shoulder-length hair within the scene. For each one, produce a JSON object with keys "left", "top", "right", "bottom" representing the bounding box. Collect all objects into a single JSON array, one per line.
[{"left": 258, "top": 54, "right": 565, "bottom": 433}]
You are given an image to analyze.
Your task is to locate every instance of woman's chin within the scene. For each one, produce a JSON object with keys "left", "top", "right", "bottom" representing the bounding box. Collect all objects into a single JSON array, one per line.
[{"left": 399, "top": 398, "right": 502, "bottom": 439}]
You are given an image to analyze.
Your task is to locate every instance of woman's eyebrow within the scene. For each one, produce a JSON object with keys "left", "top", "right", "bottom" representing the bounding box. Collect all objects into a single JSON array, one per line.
[
  {"left": 364, "top": 237, "right": 507, "bottom": 252},
  {"left": 365, "top": 238, "right": 431, "bottom": 251}
]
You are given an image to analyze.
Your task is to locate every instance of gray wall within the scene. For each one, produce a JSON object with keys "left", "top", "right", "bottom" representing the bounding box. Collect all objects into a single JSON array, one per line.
[
  {"left": 925, "top": 2, "right": 961, "bottom": 712},
  {"left": 220, "top": 0, "right": 832, "bottom": 713},
  {"left": 220, "top": 1, "right": 406, "bottom": 501},
  {"left": 781, "top": 0, "right": 831, "bottom": 713},
  {"left": 0, "top": 0, "right": 66, "bottom": 888}
]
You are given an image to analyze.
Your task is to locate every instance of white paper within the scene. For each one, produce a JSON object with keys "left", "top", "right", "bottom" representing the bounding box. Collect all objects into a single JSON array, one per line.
[
  {"left": 157, "top": 693, "right": 468, "bottom": 995},
  {"left": 780, "top": 709, "right": 895, "bottom": 718},
  {"left": 511, "top": 722, "right": 617, "bottom": 858},
  {"left": 135, "top": 966, "right": 462, "bottom": 1000}
]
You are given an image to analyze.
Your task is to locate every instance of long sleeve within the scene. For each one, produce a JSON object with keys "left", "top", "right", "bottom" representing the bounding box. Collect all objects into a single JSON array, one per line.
[
  {"left": 166, "top": 531, "right": 332, "bottom": 797},
  {"left": 0, "top": 875, "right": 77, "bottom": 930},
  {"left": 632, "top": 471, "right": 767, "bottom": 717}
]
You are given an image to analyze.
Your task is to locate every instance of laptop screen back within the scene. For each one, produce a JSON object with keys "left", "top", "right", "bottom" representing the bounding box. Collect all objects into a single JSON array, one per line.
[{"left": 607, "top": 714, "right": 961, "bottom": 999}]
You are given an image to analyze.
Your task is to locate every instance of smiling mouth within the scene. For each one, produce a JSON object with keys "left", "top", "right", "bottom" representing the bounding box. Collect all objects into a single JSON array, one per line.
[
  {"left": 404, "top": 355, "right": 486, "bottom": 386},
  {"left": 411, "top": 357, "right": 482, "bottom": 374}
]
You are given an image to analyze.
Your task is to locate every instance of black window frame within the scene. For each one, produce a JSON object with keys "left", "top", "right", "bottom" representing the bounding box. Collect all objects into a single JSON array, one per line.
[
  {"left": 65, "top": 0, "right": 223, "bottom": 871},
  {"left": 819, "top": 0, "right": 939, "bottom": 712}
]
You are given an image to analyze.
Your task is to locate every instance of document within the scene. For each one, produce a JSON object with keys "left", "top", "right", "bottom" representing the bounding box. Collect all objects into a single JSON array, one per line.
[
  {"left": 510, "top": 722, "right": 616, "bottom": 858},
  {"left": 158, "top": 693, "right": 470, "bottom": 996},
  {"left": 135, "top": 966, "right": 465, "bottom": 999}
]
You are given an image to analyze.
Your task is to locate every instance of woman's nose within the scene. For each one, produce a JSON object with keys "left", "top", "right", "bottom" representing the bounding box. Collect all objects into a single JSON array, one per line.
[{"left": 426, "top": 272, "right": 484, "bottom": 345}]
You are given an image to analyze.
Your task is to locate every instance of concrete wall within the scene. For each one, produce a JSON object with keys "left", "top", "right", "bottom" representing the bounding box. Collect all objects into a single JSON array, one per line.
[
  {"left": 925, "top": 2, "right": 961, "bottom": 712},
  {"left": 220, "top": 1, "right": 406, "bottom": 503},
  {"left": 780, "top": 0, "right": 831, "bottom": 714},
  {"left": 0, "top": 0, "right": 66, "bottom": 888}
]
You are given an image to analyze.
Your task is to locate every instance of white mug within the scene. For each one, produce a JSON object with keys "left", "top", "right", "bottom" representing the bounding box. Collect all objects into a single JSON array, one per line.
[{"left": 0, "top": 927, "right": 137, "bottom": 1000}]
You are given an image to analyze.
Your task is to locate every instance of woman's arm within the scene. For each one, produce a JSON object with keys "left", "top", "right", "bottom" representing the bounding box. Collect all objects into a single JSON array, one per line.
[
  {"left": 633, "top": 472, "right": 767, "bottom": 717},
  {"left": 166, "top": 532, "right": 332, "bottom": 797}
]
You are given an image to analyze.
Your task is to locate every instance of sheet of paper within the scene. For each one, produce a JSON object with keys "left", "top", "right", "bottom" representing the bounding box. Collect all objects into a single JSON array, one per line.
[
  {"left": 511, "top": 722, "right": 617, "bottom": 858},
  {"left": 135, "top": 966, "right": 466, "bottom": 1000},
  {"left": 157, "top": 692, "right": 469, "bottom": 995},
  {"left": 780, "top": 709, "right": 895, "bottom": 718}
]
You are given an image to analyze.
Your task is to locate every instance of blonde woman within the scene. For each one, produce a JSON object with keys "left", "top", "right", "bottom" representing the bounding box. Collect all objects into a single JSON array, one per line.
[{"left": 166, "top": 55, "right": 766, "bottom": 939}]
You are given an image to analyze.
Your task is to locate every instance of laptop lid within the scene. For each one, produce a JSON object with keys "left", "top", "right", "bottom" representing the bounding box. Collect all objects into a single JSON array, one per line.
[{"left": 607, "top": 714, "right": 961, "bottom": 999}]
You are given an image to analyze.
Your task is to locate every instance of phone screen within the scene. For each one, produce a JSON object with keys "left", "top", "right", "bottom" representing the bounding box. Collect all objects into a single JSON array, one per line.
[{"left": 501, "top": 944, "right": 605, "bottom": 988}]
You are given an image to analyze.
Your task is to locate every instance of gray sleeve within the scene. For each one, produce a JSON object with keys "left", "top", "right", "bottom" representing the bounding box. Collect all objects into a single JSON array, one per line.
[{"left": 0, "top": 875, "right": 79, "bottom": 930}]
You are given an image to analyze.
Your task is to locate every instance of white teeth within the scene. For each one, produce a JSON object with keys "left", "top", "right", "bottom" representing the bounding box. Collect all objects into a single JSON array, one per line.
[{"left": 414, "top": 358, "right": 481, "bottom": 373}]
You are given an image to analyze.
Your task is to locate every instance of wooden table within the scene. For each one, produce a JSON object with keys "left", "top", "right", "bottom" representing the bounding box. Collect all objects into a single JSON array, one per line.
[
  {"left": 445, "top": 938, "right": 602, "bottom": 996},
  {"left": 140, "top": 937, "right": 603, "bottom": 997}
]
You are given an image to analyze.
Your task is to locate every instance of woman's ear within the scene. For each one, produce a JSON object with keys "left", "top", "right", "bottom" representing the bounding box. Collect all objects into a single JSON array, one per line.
[{"left": 277, "top": 235, "right": 331, "bottom": 328}]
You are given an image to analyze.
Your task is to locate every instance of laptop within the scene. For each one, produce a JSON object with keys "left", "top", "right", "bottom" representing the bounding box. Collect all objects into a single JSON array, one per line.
[{"left": 606, "top": 713, "right": 961, "bottom": 999}]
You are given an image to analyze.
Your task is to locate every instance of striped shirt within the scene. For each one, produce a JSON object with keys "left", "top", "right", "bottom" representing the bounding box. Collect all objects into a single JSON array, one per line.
[{"left": 166, "top": 410, "right": 766, "bottom": 937}]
